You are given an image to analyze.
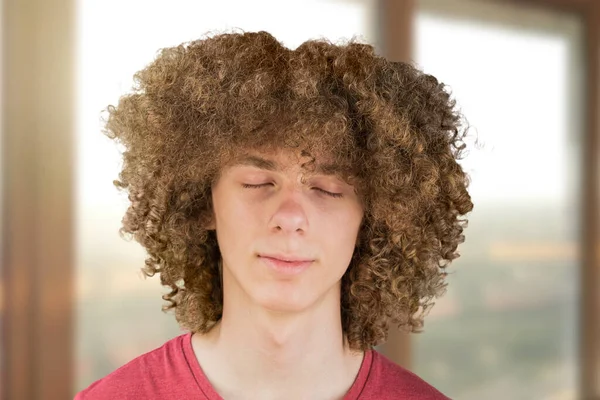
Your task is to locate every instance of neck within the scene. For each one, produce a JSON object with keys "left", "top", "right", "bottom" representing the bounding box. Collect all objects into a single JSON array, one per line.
[
  {"left": 192, "top": 282, "right": 365, "bottom": 399},
  {"left": 220, "top": 286, "right": 349, "bottom": 371}
]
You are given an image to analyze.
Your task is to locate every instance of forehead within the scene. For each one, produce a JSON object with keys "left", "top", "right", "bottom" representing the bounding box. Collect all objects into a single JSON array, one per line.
[
  {"left": 227, "top": 149, "right": 344, "bottom": 176},
  {"left": 214, "top": 147, "right": 365, "bottom": 198}
]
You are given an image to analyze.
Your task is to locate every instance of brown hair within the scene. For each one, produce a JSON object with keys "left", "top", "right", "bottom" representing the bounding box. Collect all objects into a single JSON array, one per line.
[{"left": 104, "top": 30, "right": 473, "bottom": 351}]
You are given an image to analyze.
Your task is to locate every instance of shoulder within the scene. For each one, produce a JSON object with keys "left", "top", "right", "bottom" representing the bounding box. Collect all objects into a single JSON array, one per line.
[
  {"left": 74, "top": 333, "right": 196, "bottom": 400},
  {"left": 363, "top": 350, "right": 450, "bottom": 400}
]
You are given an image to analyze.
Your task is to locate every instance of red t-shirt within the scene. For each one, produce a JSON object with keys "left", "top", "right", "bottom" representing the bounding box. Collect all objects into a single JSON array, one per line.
[{"left": 75, "top": 332, "right": 449, "bottom": 399}]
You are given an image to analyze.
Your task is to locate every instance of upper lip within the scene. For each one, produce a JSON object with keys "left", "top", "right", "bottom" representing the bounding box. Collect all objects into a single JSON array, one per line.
[{"left": 259, "top": 253, "right": 314, "bottom": 262}]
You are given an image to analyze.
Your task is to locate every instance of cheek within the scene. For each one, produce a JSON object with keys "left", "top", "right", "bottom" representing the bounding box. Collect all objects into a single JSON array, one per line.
[
  {"left": 321, "top": 210, "right": 362, "bottom": 258},
  {"left": 214, "top": 188, "right": 251, "bottom": 225},
  {"left": 214, "top": 196, "right": 261, "bottom": 248}
]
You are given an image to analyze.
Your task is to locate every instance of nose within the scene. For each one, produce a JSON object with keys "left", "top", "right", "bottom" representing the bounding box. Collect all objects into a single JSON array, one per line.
[{"left": 268, "top": 190, "right": 308, "bottom": 234}]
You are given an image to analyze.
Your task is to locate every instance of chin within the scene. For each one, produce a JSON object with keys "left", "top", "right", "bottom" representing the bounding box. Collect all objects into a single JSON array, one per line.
[{"left": 253, "top": 287, "right": 317, "bottom": 314}]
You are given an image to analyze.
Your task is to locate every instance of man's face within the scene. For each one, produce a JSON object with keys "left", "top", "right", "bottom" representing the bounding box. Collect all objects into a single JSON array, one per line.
[{"left": 210, "top": 149, "right": 364, "bottom": 313}]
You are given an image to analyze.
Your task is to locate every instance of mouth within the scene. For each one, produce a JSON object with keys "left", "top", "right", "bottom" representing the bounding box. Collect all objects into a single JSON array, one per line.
[
  {"left": 258, "top": 254, "right": 314, "bottom": 275},
  {"left": 258, "top": 253, "right": 314, "bottom": 263}
]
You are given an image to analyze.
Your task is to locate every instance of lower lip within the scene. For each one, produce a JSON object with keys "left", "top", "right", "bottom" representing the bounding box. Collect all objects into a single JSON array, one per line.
[{"left": 259, "top": 256, "right": 313, "bottom": 275}]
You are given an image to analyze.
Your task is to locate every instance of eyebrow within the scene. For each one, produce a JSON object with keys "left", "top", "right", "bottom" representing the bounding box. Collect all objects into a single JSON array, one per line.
[
  {"left": 234, "top": 155, "right": 345, "bottom": 177},
  {"left": 236, "top": 155, "right": 278, "bottom": 171}
]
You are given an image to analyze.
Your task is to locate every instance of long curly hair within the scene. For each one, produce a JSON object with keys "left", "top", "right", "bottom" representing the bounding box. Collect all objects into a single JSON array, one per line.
[{"left": 104, "top": 30, "right": 473, "bottom": 351}]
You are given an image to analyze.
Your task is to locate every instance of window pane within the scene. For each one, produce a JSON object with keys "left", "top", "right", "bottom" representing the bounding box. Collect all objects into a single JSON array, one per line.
[
  {"left": 74, "top": 0, "right": 375, "bottom": 393},
  {"left": 413, "top": 1, "right": 583, "bottom": 399}
]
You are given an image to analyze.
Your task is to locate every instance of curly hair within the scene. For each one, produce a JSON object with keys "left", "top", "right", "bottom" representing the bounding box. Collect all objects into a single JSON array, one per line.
[{"left": 104, "top": 30, "right": 473, "bottom": 351}]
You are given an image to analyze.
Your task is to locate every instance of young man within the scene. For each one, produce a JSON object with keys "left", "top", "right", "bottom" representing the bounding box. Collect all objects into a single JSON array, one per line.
[{"left": 76, "top": 31, "right": 472, "bottom": 399}]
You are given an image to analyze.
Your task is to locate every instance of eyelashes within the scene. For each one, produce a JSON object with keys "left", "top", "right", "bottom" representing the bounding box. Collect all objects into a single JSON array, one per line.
[{"left": 241, "top": 183, "right": 343, "bottom": 199}]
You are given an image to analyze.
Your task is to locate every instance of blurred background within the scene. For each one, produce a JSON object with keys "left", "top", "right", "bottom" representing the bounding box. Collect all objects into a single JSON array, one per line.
[{"left": 2, "top": 0, "right": 599, "bottom": 399}]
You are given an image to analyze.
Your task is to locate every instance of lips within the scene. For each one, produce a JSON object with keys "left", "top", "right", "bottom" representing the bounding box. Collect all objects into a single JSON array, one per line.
[
  {"left": 258, "top": 254, "right": 314, "bottom": 275},
  {"left": 258, "top": 253, "right": 314, "bottom": 263}
]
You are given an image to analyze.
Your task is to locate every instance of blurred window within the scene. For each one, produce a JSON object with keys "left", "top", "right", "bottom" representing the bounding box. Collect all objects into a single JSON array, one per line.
[{"left": 413, "top": 1, "right": 584, "bottom": 399}]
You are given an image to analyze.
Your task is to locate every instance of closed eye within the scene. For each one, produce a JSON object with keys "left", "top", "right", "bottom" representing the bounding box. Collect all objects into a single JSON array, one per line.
[
  {"left": 242, "top": 183, "right": 273, "bottom": 189},
  {"left": 242, "top": 183, "right": 343, "bottom": 198},
  {"left": 313, "top": 188, "right": 343, "bottom": 198}
]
